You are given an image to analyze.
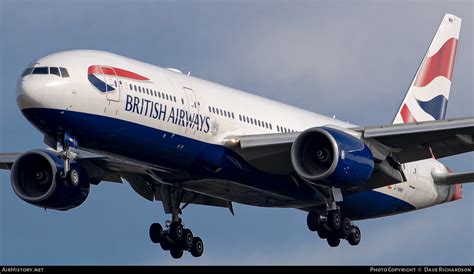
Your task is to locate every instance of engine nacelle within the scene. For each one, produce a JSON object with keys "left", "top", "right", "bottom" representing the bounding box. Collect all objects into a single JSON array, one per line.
[
  {"left": 291, "top": 127, "right": 374, "bottom": 188},
  {"left": 11, "top": 149, "right": 90, "bottom": 211}
]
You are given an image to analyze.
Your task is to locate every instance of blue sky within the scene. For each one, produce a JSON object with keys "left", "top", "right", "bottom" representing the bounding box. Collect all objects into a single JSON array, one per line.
[{"left": 0, "top": 0, "right": 472, "bottom": 265}]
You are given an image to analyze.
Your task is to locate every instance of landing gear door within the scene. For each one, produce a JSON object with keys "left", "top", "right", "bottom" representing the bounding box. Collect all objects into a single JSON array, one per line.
[{"left": 102, "top": 66, "right": 121, "bottom": 102}]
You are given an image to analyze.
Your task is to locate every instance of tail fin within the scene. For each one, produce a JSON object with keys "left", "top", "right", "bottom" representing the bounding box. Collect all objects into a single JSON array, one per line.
[{"left": 393, "top": 14, "right": 461, "bottom": 124}]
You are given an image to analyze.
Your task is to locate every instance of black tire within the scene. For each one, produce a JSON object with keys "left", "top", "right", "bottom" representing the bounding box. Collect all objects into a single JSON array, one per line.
[
  {"left": 169, "top": 221, "right": 184, "bottom": 242},
  {"left": 327, "top": 236, "right": 340, "bottom": 247},
  {"left": 328, "top": 210, "right": 342, "bottom": 231},
  {"left": 317, "top": 228, "right": 329, "bottom": 239},
  {"left": 160, "top": 236, "right": 172, "bottom": 251},
  {"left": 191, "top": 237, "right": 204, "bottom": 257},
  {"left": 340, "top": 217, "right": 351, "bottom": 238},
  {"left": 149, "top": 223, "right": 163, "bottom": 243},
  {"left": 348, "top": 226, "right": 361, "bottom": 246},
  {"left": 307, "top": 212, "right": 321, "bottom": 232},
  {"left": 182, "top": 229, "right": 194, "bottom": 250},
  {"left": 170, "top": 248, "right": 184, "bottom": 259},
  {"left": 68, "top": 169, "right": 80, "bottom": 186}
]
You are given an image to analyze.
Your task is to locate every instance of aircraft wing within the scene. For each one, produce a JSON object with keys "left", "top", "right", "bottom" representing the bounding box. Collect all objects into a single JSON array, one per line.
[
  {"left": 355, "top": 117, "right": 474, "bottom": 163},
  {"left": 0, "top": 150, "right": 230, "bottom": 210},
  {"left": 225, "top": 117, "right": 474, "bottom": 175}
]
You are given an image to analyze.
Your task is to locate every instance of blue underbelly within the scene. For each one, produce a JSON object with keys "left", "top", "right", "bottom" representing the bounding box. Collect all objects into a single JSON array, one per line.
[
  {"left": 21, "top": 107, "right": 416, "bottom": 218},
  {"left": 21, "top": 108, "right": 316, "bottom": 203}
]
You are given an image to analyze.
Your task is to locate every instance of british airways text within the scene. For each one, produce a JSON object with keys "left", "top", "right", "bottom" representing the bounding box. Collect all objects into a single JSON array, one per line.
[{"left": 124, "top": 95, "right": 210, "bottom": 133}]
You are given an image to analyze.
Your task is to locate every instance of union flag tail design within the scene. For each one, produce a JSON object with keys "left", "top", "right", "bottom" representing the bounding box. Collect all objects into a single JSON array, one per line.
[{"left": 393, "top": 14, "right": 461, "bottom": 124}]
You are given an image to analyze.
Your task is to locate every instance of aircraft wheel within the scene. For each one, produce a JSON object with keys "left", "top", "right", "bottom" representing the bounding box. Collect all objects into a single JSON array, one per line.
[
  {"left": 182, "top": 229, "right": 194, "bottom": 250},
  {"left": 317, "top": 228, "right": 329, "bottom": 239},
  {"left": 327, "top": 236, "right": 341, "bottom": 247},
  {"left": 170, "top": 248, "right": 184, "bottom": 259},
  {"left": 348, "top": 226, "right": 361, "bottom": 246},
  {"left": 307, "top": 212, "right": 321, "bottom": 232},
  {"left": 149, "top": 223, "right": 163, "bottom": 243},
  {"left": 160, "top": 236, "right": 172, "bottom": 251},
  {"left": 170, "top": 221, "right": 184, "bottom": 242},
  {"left": 328, "top": 210, "right": 342, "bottom": 231},
  {"left": 191, "top": 237, "right": 204, "bottom": 257},
  {"left": 340, "top": 217, "right": 352, "bottom": 238},
  {"left": 68, "top": 169, "right": 80, "bottom": 186}
]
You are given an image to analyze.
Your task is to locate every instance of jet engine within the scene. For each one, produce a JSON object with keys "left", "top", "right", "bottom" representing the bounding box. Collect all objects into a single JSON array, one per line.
[
  {"left": 11, "top": 149, "right": 90, "bottom": 210},
  {"left": 291, "top": 127, "right": 374, "bottom": 188}
]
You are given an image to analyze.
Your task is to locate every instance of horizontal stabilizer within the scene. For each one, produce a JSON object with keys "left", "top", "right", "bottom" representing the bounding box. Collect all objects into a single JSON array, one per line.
[{"left": 432, "top": 171, "right": 474, "bottom": 185}]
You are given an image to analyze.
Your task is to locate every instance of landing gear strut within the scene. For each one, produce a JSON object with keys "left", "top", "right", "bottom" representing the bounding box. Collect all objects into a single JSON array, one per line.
[
  {"left": 306, "top": 209, "right": 361, "bottom": 247},
  {"left": 60, "top": 133, "right": 80, "bottom": 187},
  {"left": 149, "top": 187, "right": 204, "bottom": 259}
]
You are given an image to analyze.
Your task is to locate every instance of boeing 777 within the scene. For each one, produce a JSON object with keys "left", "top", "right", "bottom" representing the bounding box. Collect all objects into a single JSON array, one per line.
[{"left": 1, "top": 14, "right": 473, "bottom": 259}]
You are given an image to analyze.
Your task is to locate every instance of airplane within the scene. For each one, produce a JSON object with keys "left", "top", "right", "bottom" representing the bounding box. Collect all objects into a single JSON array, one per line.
[{"left": 1, "top": 13, "right": 473, "bottom": 259}]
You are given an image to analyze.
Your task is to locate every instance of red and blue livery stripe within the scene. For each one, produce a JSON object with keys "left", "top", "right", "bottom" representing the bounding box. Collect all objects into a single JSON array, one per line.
[
  {"left": 414, "top": 38, "right": 458, "bottom": 87},
  {"left": 88, "top": 65, "right": 150, "bottom": 93},
  {"left": 400, "top": 37, "right": 458, "bottom": 123}
]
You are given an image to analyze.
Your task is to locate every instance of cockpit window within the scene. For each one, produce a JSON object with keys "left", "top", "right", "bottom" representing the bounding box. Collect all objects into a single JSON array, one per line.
[
  {"left": 21, "top": 68, "right": 34, "bottom": 76},
  {"left": 21, "top": 66, "right": 69, "bottom": 77},
  {"left": 59, "top": 67, "right": 69, "bottom": 78},
  {"left": 49, "top": 67, "right": 60, "bottom": 77},
  {"left": 32, "top": 67, "right": 49, "bottom": 74}
]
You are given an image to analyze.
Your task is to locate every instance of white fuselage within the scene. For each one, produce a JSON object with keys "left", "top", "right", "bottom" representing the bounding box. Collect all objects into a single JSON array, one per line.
[{"left": 16, "top": 50, "right": 459, "bottom": 219}]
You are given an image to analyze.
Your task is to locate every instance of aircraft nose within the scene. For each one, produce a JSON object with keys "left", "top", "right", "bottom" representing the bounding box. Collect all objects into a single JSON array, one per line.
[{"left": 16, "top": 76, "right": 44, "bottom": 110}]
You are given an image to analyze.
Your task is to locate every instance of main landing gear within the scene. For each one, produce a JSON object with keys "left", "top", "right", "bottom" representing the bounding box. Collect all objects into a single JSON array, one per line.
[
  {"left": 149, "top": 187, "right": 204, "bottom": 259},
  {"left": 149, "top": 219, "right": 204, "bottom": 259},
  {"left": 307, "top": 210, "right": 361, "bottom": 247}
]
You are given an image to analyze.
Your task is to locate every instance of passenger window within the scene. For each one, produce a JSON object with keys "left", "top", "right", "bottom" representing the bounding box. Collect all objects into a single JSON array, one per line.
[
  {"left": 166, "top": 94, "right": 169, "bottom": 100},
  {"left": 59, "top": 67, "right": 69, "bottom": 77},
  {"left": 32, "top": 67, "right": 48, "bottom": 74},
  {"left": 49, "top": 67, "right": 60, "bottom": 77},
  {"left": 21, "top": 67, "right": 34, "bottom": 76},
  {"left": 154, "top": 91, "right": 157, "bottom": 97}
]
